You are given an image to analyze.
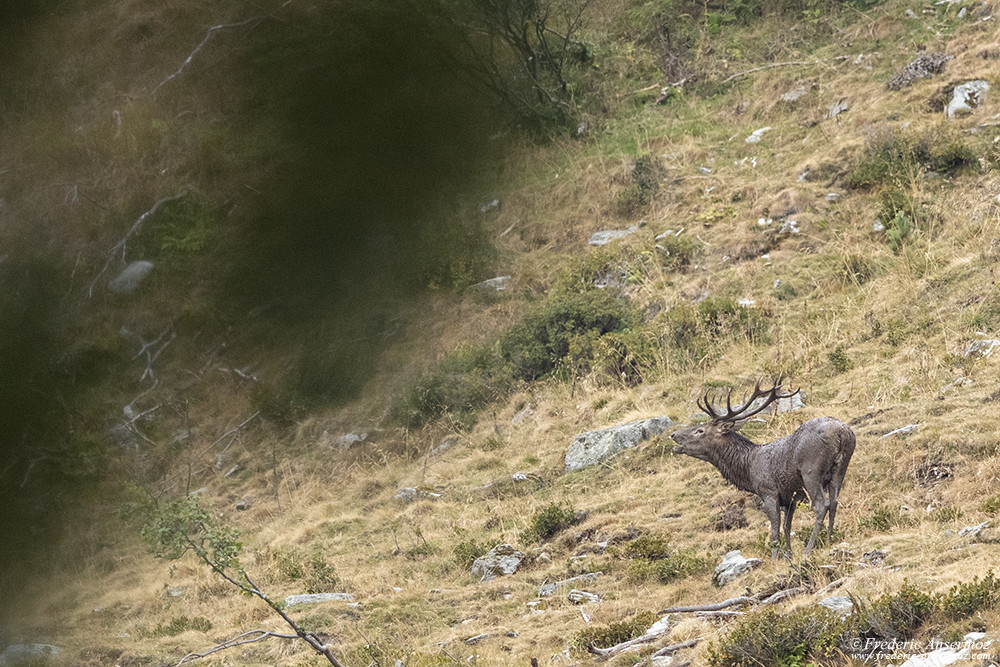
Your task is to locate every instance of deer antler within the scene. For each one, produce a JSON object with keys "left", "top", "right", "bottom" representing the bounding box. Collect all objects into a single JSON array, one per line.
[{"left": 700, "top": 378, "right": 800, "bottom": 423}]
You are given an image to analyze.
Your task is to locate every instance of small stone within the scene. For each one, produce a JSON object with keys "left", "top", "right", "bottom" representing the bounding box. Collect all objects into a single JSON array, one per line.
[
  {"left": 713, "top": 550, "right": 763, "bottom": 586},
  {"left": 395, "top": 487, "right": 442, "bottom": 502},
  {"left": 464, "top": 633, "right": 489, "bottom": 645},
  {"left": 818, "top": 595, "right": 854, "bottom": 617},
  {"left": 959, "top": 521, "right": 991, "bottom": 537},
  {"left": 472, "top": 276, "right": 511, "bottom": 291},
  {"left": 947, "top": 80, "right": 989, "bottom": 119},
  {"left": 335, "top": 432, "right": 368, "bottom": 449},
  {"left": 778, "top": 220, "right": 801, "bottom": 235},
  {"left": 478, "top": 199, "right": 500, "bottom": 213},
  {"left": 108, "top": 260, "right": 154, "bottom": 294},
  {"left": 166, "top": 587, "right": 184, "bottom": 597},
  {"left": 873, "top": 220, "right": 885, "bottom": 232},
  {"left": 284, "top": 592, "right": 355, "bottom": 607},
  {"left": 567, "top": 589, "right": 601, "bottom": 604},
  {"left": 589, "top": 226, "right": 639, "bottom": 246},
  {"left": 879, "top": 423, "right": 919, "bottom": 439},
  {"left": 512, "top": 472, "right": 528, "bottom": 482},
  {"left": 963, "top": 338, "right": 1000, "bottom": 359},
  {"left": 537, "top": 572, "right": 603, "bottom": 597},
  {"left": 825, "top": 192, "right": 840, "bottom": 202},
  {"left": 781, "top": 85, "right": 809, "bottom": 102},
  {"left": 828, "top": 98, "right": 849, "bottom": 118},
  {"left": 745, "top": 127, "right": 772, "bottom": 143},
  {"left": 235, "top": 499, "right": 252, "bottom": 511},
  {"left": 471, "top": 544, "right": 524, "bottom": 582},
  {"left": 905, "top": 8, "right": 917, "bottom": 18}
]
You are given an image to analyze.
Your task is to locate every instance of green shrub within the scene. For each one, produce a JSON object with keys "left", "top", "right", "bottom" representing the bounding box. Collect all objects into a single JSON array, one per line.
[
  {"left": 854, "top": 583, "right": 935, "bottom": 641},
  {"left": 885, "top": 210, "right": 913, "bottom": 253},
  {"left": 848, "top": 126, "right": 977, "bottom": 189},
  {"left": 708, "top": 606, "right": 844, "bottom": 667},
  {"left": 857, "top": 502, "right": 903, "bottom": 532},
  {"left": 828, "top": 345, "right": 852, "bottom": 374},
  {"left": 147, "top": 615, "right": 213, "bottom": 637},
  {"left": 499, "top": 291, "right": 637, "bottom": 381},
  {"left": 625, "top": 550, "right": 707, "bottom": 584},
  {"left": 525, "top": 502, "right": 579, "bottom": 542},
  {"left": 656, "top": 234, "right": 703, "bottom": 271},
  {"left": 572, "top": 611, "right": 658, "bottom": 651},
  {"left": 453, "top": 539, "right": 489, "bottom": 568},
  {"left": 623, "top": 534, "right": 671, "bottom": 560},
  {"left": 593, "top": 328, "right": 660, "bottom": 386},
  {"left": 939, "top": 572, "right": 1000, "bottom": 620},
  {"left": 615, "top": 154, "right": 663, "bottom": 215},
  {"left": 981, "top": 494, "right": 1000, "bottom": 515}
]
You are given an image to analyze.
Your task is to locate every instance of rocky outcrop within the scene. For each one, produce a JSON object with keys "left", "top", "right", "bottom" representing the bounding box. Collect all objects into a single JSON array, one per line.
[
  {"left": 713, "top": 550, "right": 763, "bottom": 586},
  {"left": 471, "top": 544, "right": 524, "bottom": 582},
  {"left": 888, "top": 53, "right": 952, "bottom": 90},
  {"left": 947, "top": 80, "right": 989, "bottom": 119},
  {"left": 565, "top": 416, "right": 673, "bottom": 471}
]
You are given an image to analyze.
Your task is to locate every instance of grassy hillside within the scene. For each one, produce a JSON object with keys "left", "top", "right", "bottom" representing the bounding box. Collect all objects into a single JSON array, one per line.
[{"left": 3, "top": 0, "right": 1000, "bottom": 665}]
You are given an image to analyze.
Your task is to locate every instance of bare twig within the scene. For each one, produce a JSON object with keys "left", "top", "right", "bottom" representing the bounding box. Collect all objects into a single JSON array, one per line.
[
  {"left": 212, "top": 411, "right": 261, "bottom": 451},
  {"left": 695, "top": 610, "right": 745, "bottom": 617},
  {"left": 657, "top": 595, "right": 757, "bottom": 614},
  {"left": 721, "top": 55, "right": 850, "bottom": 83},
  {"left": 175, "top": 629, "right": 298, "bottom": 665},
  {"left": 651, "top": 637, "right": 703, "bottom": 657},
  {"left": 152, "top": 18, "right": 262, "bottom": 95},
  {"left": 760, "top": 587, "right": 809, "bottom": 606},
  {"left": 818, "top": 577, "right": 847, "bottom": 594},
  {"left": 89, "top": 191, "right": 187, "bottom": 297}
]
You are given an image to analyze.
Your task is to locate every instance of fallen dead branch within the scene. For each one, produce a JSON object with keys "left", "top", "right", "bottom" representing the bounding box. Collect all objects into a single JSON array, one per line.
[
  {"left": 657, "top": 595, "right": 757, "bottom": 614},
  {"left": 176, "top": 629, "right": 299, "bottom": 666},
  {"left": 721, "top": 55, "right": 850, "bottom": 83}
]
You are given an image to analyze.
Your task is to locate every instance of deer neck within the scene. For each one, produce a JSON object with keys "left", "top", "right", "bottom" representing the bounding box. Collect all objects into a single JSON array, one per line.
[{"left": 706, "top": 432, "right": 759, "bottom": 494}]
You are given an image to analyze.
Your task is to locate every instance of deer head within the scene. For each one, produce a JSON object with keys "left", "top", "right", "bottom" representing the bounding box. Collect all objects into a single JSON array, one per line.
[{"left": 671, "top": 378, "right": 800, "bottom": 460}]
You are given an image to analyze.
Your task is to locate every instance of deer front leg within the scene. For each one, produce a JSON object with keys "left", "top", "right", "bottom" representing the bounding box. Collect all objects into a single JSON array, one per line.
[
  {"left": 803, "top": 479, "right": 829, "bottom": 555},
  {"left": 782, "top": 502, "right": 796, "bottom": 560},
  {"left": 762, "top": 497, "right": 781, "bottom": 560}
]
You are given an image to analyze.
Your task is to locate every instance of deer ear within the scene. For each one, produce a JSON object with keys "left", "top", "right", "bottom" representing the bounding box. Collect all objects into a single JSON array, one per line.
[{"left": 719, "top": 420, "right": 746, "bottom": 434}]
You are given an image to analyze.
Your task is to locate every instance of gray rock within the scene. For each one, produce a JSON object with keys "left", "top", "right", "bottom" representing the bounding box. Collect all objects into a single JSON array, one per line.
[
  {"left": 741, "top": 391, "right": 806, "bottom": 415},
  {"left": 336, "top": 432, "right": 368, "bottom": 449},
  {"left": 235, "top": 499, "right": 252, "bottom": 511},
  {"left": 511, "top": 405, "right": 534, "bottom": 425},
  {"left": 964, "top": 338, "right": 1000, "bottom": 359},
  {"left": 745, "top": 127, "right": 772, "bottom": 144},
  {"left": 567, "top": 589, "right": 601, "bottom": 604},
  {"left": 0, "top": 644, "right": 61, "bottom": 666},
  {"left": 781, "top": 85, "right": 809, "bottom": 102},
  {"left": 284, "top": 592, "right": 355, "bottom": 607},
  {"left": 873, "top": 220, "right": 885, "bottom": 232},
  {"left": 828, "top": 98, "right": 850, "bottom": 118},
  {"left": 589, "top": 227, "right": 639, "bottom": 246},
  {"left": 959, "top": 521, "right": 991, "bottom": 537},
  {"left": 824, "top": 192, "right": 840, "bottom": 202},
  {"left": 778, "top": 220, "right": 801, "bottom": 235},
  {"left": 395, "top": 487, "right": 442, "bottom": 502},
  {"left": 713, "top": 550, "right": 763, "bottom": 586},
  {"left": 565, "top": 416, "right": 674, "bottom": 471},
  {"left": 538, "top": 572, "right": 604, "bottom": 597},
  {"left": 464, "top": 633, "right": 490, "bottom": 645},
  {"left": 471, "top": 544, "right": 524, "bottom": 582},
  {"left": 108, "top": 260, "right": 154, "bottom": 294},
  {"left": 473, "top": 276, "right": 511, "bottom": 291},
  {"left": 947, "top": 80, "right": 989, "bottom": 119},
  {"left": 818, "top": 595, "right": 854, "bottom": 617},
  {"left": 478, "top": 199, "right": 500, "bottom": 213}
]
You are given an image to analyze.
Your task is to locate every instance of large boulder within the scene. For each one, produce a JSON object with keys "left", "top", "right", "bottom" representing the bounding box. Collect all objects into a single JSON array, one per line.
[
  {"left": 565, "top": 416, "right": 673, "bottom": 471},
  {"left": 947, "top": 80, "right": 989, "bottom": 119},
  {"left": 471, "top": 544, "right": 524, "bottom": 582}
]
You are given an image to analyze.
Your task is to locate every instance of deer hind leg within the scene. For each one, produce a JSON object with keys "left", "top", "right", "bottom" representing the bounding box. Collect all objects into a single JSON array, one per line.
[{"left": 802, "top": 476, "right": 829, "bottom": 555}]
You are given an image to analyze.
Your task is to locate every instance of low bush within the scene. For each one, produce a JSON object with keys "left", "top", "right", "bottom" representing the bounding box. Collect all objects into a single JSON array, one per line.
[
  {"left": 453, "top": 539, "right": 489, "bottom": 568},
  {"left": 525, "top": 502, "right": 580, "bottom": 542},
  {"left": 708, "top": 605, "right": 843, "bottom": 666},
  {"left": 848, "top": 126, "right": 977, "bottom": 189},
  {"left": 939, "top": 573, "right": 1000, "bottom": 620},
  {"left": 572, "top": 611, "right": 657, "bottom": 651},
  {"left": 656, "top": 233, "right": 703, "bottom": 271},
  {"left": 854, "top": 583, "right": 935, "bottom": 641}
]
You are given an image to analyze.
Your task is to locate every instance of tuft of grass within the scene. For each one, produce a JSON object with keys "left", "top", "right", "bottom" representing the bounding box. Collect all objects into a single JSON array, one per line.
[
  {"left": 848, "top": 126, "right": 978, "bottom": 189},
  {"left": 572, "top": 610, "right": 658, "bottom": 652}
]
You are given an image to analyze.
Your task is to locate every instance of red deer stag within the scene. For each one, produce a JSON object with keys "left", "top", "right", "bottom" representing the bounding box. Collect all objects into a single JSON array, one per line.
[{"left": 671, "top": 379, "right": 855, "bottom": 559}]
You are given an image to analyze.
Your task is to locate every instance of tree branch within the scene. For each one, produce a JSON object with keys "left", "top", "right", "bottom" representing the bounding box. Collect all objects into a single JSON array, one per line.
[
  {"left": 89, "top": 192, "right": 187, "bottom": 297},
  {"left": 175, "top": 629, "right": 299, "bottom": 666},
  {"left": 152, "top": 18, "right": 263, "bottom": 95},
  {"left": 721, "top": 55, "right": 850, "bottom": 83}
]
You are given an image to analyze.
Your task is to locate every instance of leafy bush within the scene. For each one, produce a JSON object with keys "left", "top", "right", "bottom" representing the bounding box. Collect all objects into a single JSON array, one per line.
[
  {"left": 593, "top": 328, "right": 661, "bottom": 386},
  {"left": 623, "top": 534, "right": 672, "bottom": 560},
  {"left": 525, "top": 502, "right": 579, "bottom": 542},
  {"left": 885, "top": 210, "right": 913, "bottom": 252},
  {"left": 855, "top": 583, "right": 935, "bottom": 641},
  {"left": 708, "top": 606, "right": 843, "bottom": 666},
  {"left": 572, "top": 611, "right": 657, "bottom": 651},
  {"left": 499, "top": 291, "right": 637, "bottom": 381},
  {"left": 981, "top": 494, "right": 1000, "bottom": 515},
  {"left": 453, "top": 539, "right": 489, "bottom": 568},
  {"left": 848, "top": 126, "right": 977, "bottom": 189},
  {"left": 939, "top": 573, "right": 1000, "bottom": 620},
  {"left": 828, "top": 345, "right": 852, "bottom": 374},
  {"left": 615, "top": 154, "right": 664, "bottom": 215},
  {"left": 656, "top": 233, "right": 703, "bottom": 271},
  {"left": 662, "top": 297, "right": 770, "bottom": 365}
]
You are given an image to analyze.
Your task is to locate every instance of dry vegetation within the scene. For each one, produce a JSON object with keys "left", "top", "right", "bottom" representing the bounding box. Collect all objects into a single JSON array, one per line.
[{"left": 4, "top": 0, "right": 1000, "bottom": 665}]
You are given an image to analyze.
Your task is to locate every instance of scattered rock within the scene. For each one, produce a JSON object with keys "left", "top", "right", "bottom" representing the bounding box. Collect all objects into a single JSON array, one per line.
[
  {"left": 781, "top": 84, "right": 810, "bottom": 102},
  {"left": 567, "top": 589, "right": 601, "bottom": 604},
  {"left": 564, "top": 416, "right": 674, "bottom": 471},
  {"left": 828, "top": 98, "right": 849, "bottom": 118},
  {"left": 778, "top": 220, "right": 801, "bottom": 235},
  {"left": 879, "top": 423, "right": 919, "bottom": 439},
  {"left": 0, "top": 644, "right": 61, "bottom": 666},
  {"left": 166, "top": 586, "right": 184, "bottom": 597},
  {"left": 959, "top": 520, "right": 991, "bottom": 538},
  {"left": 511, "top": 404, "right": 534, "bottom": 425},
  {"left": 905, "top": 8, "right": 918, "bottom": 18},
  {"left": 108, "top": 260, "right": 154, "bottom": 294},
  {"left": 963, "top": 337, "right": 1000, "bottom": 359},
  {"left": 434, "top": 435, "right": 458, "bottom": 454},
  {"left": 873, "top": 220, "right": 885, "bottom": 232},
  {"left": 947, "top": 80, "right": 989, "bottom": 119},
  {"left": 472, "top": 276, "right": 511, "bottom": 291},
  {"left": 888, "top": 52, "right": 952, "bottom": 90},
  {"left": 863, "top": 549, "right": 887, "bottom": 566},
  {"left": 589, "top": 226, "right": 639, "bottom": 246},
  {"left": 284, "top": 592, "right": 355, "bottom": 607},
  {"left": 337, "top": 432, "right": 368, "bottom": 449},
  {"left": 235, "top": 499, "right": 252, "bottom": 511},
  {"left": 471, "top": 544, "right": 524, "bottom": 582},
  {"left": 655, "top": 228, "right": 684, "bottom": 240},
  {"left": 538, "top": 572, "right": 604, "bottom": 597},
  {"left": 478, "top": 199, "right": 500, "bottom": 213},
  {"left": 745, "top": 127, "right": 772, "bottom": 143},
  {"left": 713, "top": 550, "right": 763, "bottom": 586},
  {"left": 818, "top": 595, "right": 854, "bottom": 617},
  {"left": 941, "top": 376, "right": 973, "bottom": 392},
  {"left": 395, "top": 487, "right": 442, "bottom": 502},
  {"left": 464, "top": 633, "right": 489, "bottom": 645},
  {"left": 824, "top": 192, "right": 840, "bottom": 202}
]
